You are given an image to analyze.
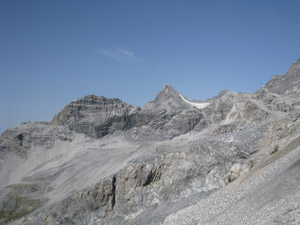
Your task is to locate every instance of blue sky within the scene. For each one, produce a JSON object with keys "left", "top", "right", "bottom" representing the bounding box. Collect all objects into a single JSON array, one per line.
[{"left": 1, "top": 0, "right": 300, "bottom": 133}]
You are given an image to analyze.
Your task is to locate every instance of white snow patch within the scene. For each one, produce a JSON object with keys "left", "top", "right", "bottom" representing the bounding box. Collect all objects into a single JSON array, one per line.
[{"left": 179, "top": 94, "right": 210, "bottom": 109}]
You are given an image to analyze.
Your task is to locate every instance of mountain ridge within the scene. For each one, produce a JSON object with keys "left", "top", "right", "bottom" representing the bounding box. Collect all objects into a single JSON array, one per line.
[{"left": 1, "top": 59, "right": 300, "bottom": 225}]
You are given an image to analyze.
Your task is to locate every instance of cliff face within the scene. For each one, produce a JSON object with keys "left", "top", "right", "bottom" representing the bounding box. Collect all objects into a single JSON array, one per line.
[
  {"left": 51, "top": 95, "right": 138, "bottom": 138},
  {"left": 1, "top": 60, "right": 300, "bottom": 225}
]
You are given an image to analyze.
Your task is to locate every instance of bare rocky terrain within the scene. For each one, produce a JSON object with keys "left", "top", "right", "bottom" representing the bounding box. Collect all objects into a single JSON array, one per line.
[{"left": 0, "top": 59, "right": 300, "bottom": 225}]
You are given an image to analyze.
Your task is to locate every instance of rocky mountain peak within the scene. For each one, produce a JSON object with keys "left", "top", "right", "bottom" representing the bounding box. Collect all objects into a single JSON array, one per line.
[
  {"left": 260, "top": 59, "right": 300, "bottom": 96},
  {"left": 143, "top": 84, "right": 192, "bottom": 112},
  {"left": 161, "top": 84, "right": 177, "bottom": 93},
  {"left": 287, "top": 58, "right": 300, "bottom": 75},
  {"left": 52, "top": 95, "right": 134, "bottom": 125},
  {"left": 51, "top": 95, "right": 136, "bottom": 138},
  {"left": 156, "top": 84, "right": 182, "bottom": 101}
]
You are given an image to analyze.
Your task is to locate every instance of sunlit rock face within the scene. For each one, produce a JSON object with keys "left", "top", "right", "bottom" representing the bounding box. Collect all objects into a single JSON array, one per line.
[{"left": 1, "top": 60, "right": 300, "bottom": 225}]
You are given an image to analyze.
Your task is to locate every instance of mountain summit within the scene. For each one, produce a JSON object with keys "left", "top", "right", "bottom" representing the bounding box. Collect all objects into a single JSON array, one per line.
[
  {"left": 263, "top": 59, "right": 300, "bottom": 95},
  {"left": 143, "top": 84, "right": 209, "bottom": 112},
  {"left": 1, "top": 60, "right": 300, "bottom": 225},
  {"left": 288, "top": 58, "right": 300, "bottom": 74}
]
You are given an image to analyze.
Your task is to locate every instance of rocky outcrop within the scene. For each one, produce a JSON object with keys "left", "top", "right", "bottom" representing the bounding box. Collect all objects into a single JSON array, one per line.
[
  {"left": 198, "top": 91, "right": 273, "bottom": 134},
  {"left": 52, "top": 95, "right": 135, "bottom": 125},
  {"left": 261, "top": 59, "right": 300, "bottom": 96},
  {"left": 52, "top": 95, "right": 138, "bottom": 138},
  {"left": 163, "top": 142, "right": 300, "bottom": 225},
  {"left": 0, "top": 122, "right": 73, "bottom": 159},
  {"left": 224, "top": 162, "right": 251, "bottom": 185},
  {"left": 18, "top": 141, "right": 236, "bottom": 225}
]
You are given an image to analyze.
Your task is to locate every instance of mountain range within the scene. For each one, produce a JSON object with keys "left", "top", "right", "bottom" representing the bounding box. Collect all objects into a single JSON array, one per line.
[{"left": 0, "top": 59, "right": 300, "bottom": 224}]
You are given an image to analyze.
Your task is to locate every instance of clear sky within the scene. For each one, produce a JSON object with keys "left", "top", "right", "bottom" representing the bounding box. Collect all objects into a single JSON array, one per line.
[{"left": 1, "top": 0, "right": 300, "bottom": 134}]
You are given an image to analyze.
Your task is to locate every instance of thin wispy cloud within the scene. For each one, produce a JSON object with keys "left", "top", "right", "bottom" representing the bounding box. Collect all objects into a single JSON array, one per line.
[{"left": 100, "top": 46, "right": 141, "bottom": 62}]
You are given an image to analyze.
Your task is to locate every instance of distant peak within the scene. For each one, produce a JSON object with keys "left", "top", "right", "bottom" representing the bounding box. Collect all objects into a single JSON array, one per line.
[
  {"left": 143, "top": 84, "right": 210, "bottom": 112},
  {"left": 288, "top": 58, "right": 300, "bottom": 74},
  {"left": 162, "top": 84, "right": 177, "bottom": 93},
  {"left": 292, "top": 58, "right": 300, "bottom": 65},
  {"left": 164, "top": 84, "right": 173, "bottom": 88},
  {"left": 143, "top": 84, "right": 188, "bottom": 112},
  {"left": 156, "top": 84, "right": 180, "bottom": 99},
  {"left": 216, "top": 90, "right": 230, "bottom": 97}
]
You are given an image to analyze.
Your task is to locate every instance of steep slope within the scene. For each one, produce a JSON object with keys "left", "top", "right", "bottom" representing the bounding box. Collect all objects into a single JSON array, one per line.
[
  {"left": 0, "top": 60, "right": 299, "bottom": 225},
  {"left": 9, "top": 121, "right": 269, "bottom": 225},
  {"left": 163, "top": 111, "right": 300, "bottom": 224},
  {"left": 139, "top": 85, "right": 209, "bottom": 139},
  {"left": 143, "top": 84, "right": 209, "bottom": 112},
  {"left": 162, "top": 60, "right": 300, "bottom": 224},
  {"left": 163, "top": 137, "right": 300, "bottom": 225},
  {"left": 263, "top": 59, "right": 300, "bottom": 96},
  {"left": 52, "top": 95, "right": 138, "bottom": 138}
]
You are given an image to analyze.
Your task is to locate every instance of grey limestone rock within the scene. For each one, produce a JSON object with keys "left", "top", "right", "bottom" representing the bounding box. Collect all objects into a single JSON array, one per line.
[
  {"left": 143, "top": 84, "right": 192, "bottom": 112},
  {"left": 1, "top": 59, "right": 300, "bottom": 225},
  {"left": 17, "top": 141, "right": 235, "bottom": 225},
  {"left": 0, "top": 122, "right": 73, "bottom": 159},
  {"left": 52, "top": 95, "right": 138, "bottom": 138},
  {"left": 51, "top": 85, "right": 208, "bottom": 141},
  {"left": 262, "top": 59, "right": 300, "bottom": 96}
]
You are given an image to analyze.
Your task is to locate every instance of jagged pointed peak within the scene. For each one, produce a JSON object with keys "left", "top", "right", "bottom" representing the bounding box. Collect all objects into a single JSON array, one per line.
[
  {"left": 288, "top": 58, "right": 300, "bottom": 74},
  {"left": 143, "top": 84, "right": 189, "bottom": 112},
  {"left": 159, "top": 84, "right": 179, "bottom": 94},
  {"left": 143, "top": 84, "right": 210, "bottom": 112},
  {"left": 155, "top": 84, "right": 182, "bottom": 101},
  {"left": 163, "top": 84, "right": 175, "bottom": 90},
  {"left": 261, "top": 58, "right": 300, "bottom": 95}
]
